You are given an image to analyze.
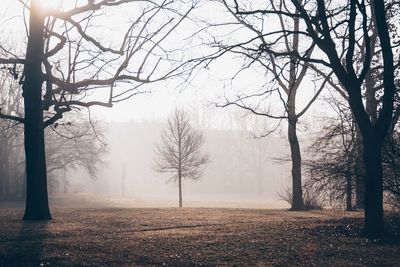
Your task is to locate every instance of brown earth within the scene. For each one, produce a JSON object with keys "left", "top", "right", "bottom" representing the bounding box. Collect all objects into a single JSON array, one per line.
[{"left": 0, "top": 207, "right": 399, "bottom": 266}]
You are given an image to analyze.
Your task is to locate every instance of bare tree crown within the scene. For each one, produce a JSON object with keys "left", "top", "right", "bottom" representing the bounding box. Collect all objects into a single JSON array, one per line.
[
  {"left": 0, "top": 0, "right": 196, "bottom": 126},
  {"left": 154, "top": 108, "right": 209, "bottom": 183}
]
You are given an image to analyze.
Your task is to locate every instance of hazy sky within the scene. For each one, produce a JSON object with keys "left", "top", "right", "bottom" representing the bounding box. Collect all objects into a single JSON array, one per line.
[{"left": 0, "top": 0, "right": 335, "bottom": 129}]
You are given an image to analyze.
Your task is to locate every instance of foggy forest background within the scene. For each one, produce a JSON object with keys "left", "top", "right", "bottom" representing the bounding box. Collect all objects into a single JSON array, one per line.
[{"left": 0, "top": 0, "right": 398, "bottom": 240}]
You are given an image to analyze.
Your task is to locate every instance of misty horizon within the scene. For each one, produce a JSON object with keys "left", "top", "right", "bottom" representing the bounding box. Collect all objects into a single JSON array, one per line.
[{"left": 61, "top": 118, "right": 292, "bottom": 209}]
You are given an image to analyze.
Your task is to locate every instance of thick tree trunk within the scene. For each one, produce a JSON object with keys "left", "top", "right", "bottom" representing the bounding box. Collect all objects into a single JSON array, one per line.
[
  {"left": 363, "top": 140, "right": 384, "bottom": 237},
  {"left": 178, "top": 172, "right": 183, "bottom": 208},
  {"left": 4, "top": 144, "right": 10, "bottom": 199},
  {"left": 346, "top": 174, "right": 353, "bottom": 211},
  {"left": 21, "top": 169, "right": 27, "bottom": 200},
  {"left": 288, "top": 114, "right": 303, "bottom": 210},
  {"left": 22, "top": 1, "right": 51, "bottom": 220},
  {"left": 354, "top": 131, "right": 365, "bottom": 209},
  {"left": 0, "top": 139, "right": 5, "bottom": 199}
]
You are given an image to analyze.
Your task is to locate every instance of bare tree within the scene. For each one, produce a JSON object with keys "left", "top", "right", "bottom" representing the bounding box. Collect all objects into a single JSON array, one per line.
[
  {"left": 153, "top": 108, "right": 209, "bottom": 208},
  {"left": 307, "top": 96, "right": 400, "bottom": 212},
  {"left": 383, "top": 132, "right": 400, "bottom": 210},
  {"left": 0, "top": 67, "right": 25, "bottom": 199},
  {"left": 0, "top": 66, "right": 107, "bottom": 198},
  {"left": 305, "top": 97, "right": 359, "bottom": 211},
  {"left": 0, "top": 0, "right": 195, "bottom": 220},
  {"left": 225, "top": 0, "right": 399, "bottom": 238},
  {"left": 203, "top": 0, "right": 329, "bottom": 210},
  {"left": 45, "top": 115, "right": 108, "bottom": 193}
]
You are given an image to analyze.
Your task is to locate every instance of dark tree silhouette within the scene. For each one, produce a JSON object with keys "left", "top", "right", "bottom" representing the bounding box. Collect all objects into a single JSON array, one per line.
[
  {"left": 0, "top": 0, "right": 195, "bottom": 220},
  {"left": 227, "top": 0, "right": 399, "bottom": 237},
  {"left": 382, "top": 133, "right": 400, "bottom": 210},
  {"left": 212, "top": 0, "right": 331, "bottom": 210},
  {"left": 0, "top": 70, "right": 107, "bottom": 198},
  {"left": 307, "top": 96, "right": 400, "bottom": 212},
  {"left": 154, "top": 108, "right": 209, "bottom": 208},
  {"left": 306, "top": 99, "right": 359, "bottom": 211},
  {"left": 292, "top": 0, "right": 397, "bottom": 237}
]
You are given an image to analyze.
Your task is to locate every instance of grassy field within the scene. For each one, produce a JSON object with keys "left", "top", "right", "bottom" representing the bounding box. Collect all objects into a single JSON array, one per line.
[{"left": 0, "top": 203, "right": 399, "bottom": 266}]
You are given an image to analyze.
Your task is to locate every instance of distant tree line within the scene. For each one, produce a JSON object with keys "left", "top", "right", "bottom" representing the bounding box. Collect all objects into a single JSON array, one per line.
[{"left": 0, "top": 70, "right": 107, "bottom": 199}]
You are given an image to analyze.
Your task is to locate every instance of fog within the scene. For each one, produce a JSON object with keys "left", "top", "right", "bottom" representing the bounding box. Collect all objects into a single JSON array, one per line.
[
  {"left": 64, "top": 118, "right": 295, "bottom": 208},
  {"left": 0, "top": 0, "right": 330, "bottom": 209}
]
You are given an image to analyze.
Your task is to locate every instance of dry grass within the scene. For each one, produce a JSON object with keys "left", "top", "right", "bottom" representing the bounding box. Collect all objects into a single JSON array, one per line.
[{"left": 0, "top": 207, "right": 399, "bottom": 266}]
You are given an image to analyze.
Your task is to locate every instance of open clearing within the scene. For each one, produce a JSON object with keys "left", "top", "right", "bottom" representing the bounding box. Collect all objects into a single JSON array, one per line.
[{"left": 0, "top": 203, "right": 399, "bottom": 266}]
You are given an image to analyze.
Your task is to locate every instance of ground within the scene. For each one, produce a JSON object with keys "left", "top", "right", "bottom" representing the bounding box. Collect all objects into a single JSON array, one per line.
[{"left": 0, "top": 199, "right": 399, "bottom": 266}]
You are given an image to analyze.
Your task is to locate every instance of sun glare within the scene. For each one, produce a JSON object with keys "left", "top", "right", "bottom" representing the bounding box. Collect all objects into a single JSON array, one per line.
[{"left": 36, "top": 0, "right": 63, "bottom": 10}]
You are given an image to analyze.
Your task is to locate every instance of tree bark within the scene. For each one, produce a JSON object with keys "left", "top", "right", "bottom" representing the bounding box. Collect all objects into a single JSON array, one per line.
[
  {"left": 288, "top": 112, "right": 303, "bottom": 210},
  {"left": 363, "top": 139, "right": 384, "bottom": 237},
  {"left": 4, "top": 141, "right": 10, "bottom": 198},
  {"left": 354, "top": 135, "right": 365, "bottom": 209},
  {"left": 0, "top": 138, "right": 4, "bottom": 199},
  {"left": 287, "top": 7, "right": 303, "bottom": 210},
  {"left": 346, "top": 174, "right": 353, "bottom": 211},
  {"left": 22, "top": 1, "right": 51, "bottom": 220}
]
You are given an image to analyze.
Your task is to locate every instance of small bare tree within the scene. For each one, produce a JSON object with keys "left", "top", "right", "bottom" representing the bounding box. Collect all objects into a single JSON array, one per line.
[{"left": 154, "top": 108, "right": 209, "bottom": 208}]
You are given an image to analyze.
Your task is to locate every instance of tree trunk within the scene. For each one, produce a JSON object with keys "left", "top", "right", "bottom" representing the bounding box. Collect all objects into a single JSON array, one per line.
[
  {"left": 22, "top": 1, "right": 51, "bottom": 220},
  {"left": 288, "top": 113, "right": 303, "bottom": 210},
  {"left": 0, "top": 138, "right": 5, "bottom": 199},
  {"left": 363, "top": 140, "right": 384, "bottom": 237},
  {"left": 21, "top": 168, "right": 27, "bottom": 200},
  {"left": 178, "top": 172, "right": 183, "bottom": 208},
  {"left": 4, "top": 142, "right": 10, "bottom": 199},
  {"left": 346, "top": 174, "right": 353, "bottom": 211},
  {"left": 354, "top": 131, "right": 365, "bottom": 209}
]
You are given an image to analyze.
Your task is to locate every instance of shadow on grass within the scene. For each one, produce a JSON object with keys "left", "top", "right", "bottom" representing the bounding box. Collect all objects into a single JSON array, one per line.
[
  {"left": 305, "top": 215, "right": 400, "bottom": 244},
  {"left": 4, "top": 221, "right": 50, "bottom": 266}
]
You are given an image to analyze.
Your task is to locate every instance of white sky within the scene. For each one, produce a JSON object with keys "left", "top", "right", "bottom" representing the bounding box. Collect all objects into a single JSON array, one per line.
[{"left": 0, "top": 0, "right": 337, "bottom": 131}]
